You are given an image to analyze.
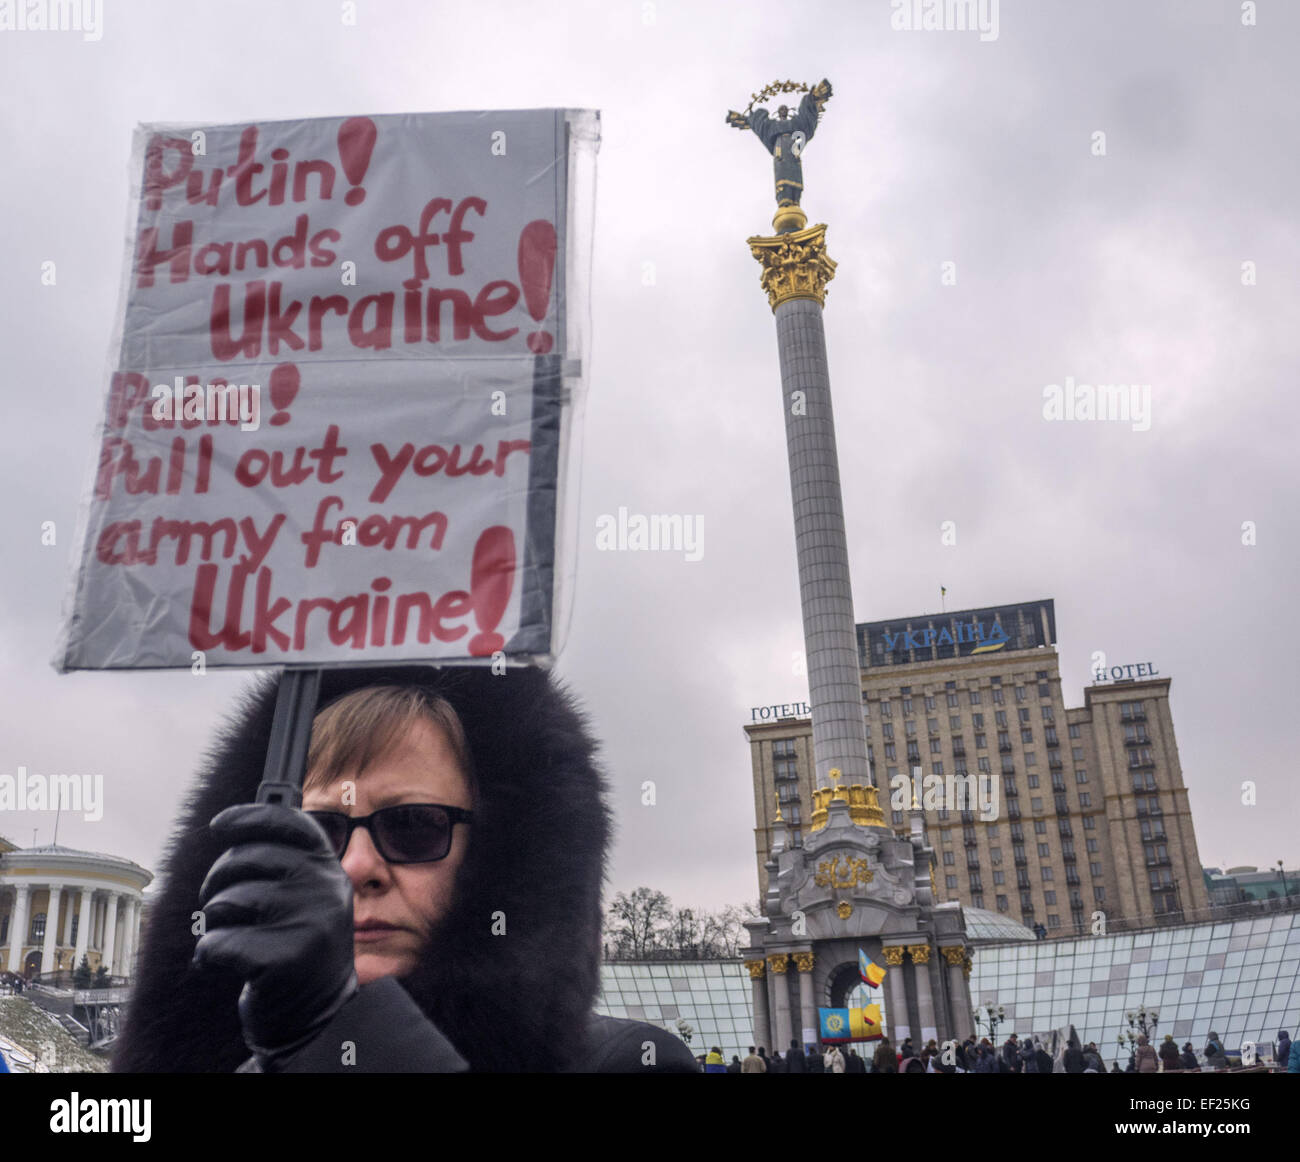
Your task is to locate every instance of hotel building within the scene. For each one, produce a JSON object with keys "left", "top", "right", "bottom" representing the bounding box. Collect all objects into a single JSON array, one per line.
[{"left": 746, "top": 599, "right": 1210, "bottom": 937}]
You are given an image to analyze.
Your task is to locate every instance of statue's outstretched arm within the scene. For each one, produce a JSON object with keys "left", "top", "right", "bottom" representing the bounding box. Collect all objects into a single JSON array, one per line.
[{"left": 748, "top": 107, "right": 777, "bottom": 153}]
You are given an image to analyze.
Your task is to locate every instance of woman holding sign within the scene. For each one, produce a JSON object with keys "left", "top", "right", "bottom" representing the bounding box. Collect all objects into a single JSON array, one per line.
[{"left": 113, "top": 666, "right": 697, "bottom": 1073}]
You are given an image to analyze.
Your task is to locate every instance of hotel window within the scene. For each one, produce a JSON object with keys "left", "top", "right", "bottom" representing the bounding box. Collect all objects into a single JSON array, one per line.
[
  {"left": 1037, "top": 843, "right": 1050, "bottom": 858},
  {"left": 1075, "top": 769, "right": 1088, "bottom": 783},
  {"left": 927, "top": 718, "right": 940, "bottom": 734},
  {"left": 1024, "top": 749, "right": 1037, "bottom": 765},
  {"left": 1038, "top": 683, "right": 1050, "bottom": 698},
  {"left": 1031, "top": 797, "right": 1043, "bottom": 812},
  {"left": 932, "top": 761, "right": 945, "bottom": 776},
  {"left": 891, "top": 810, "right": 905, "bottom": 825},
  {"left": 885, "top": 744, "right": 896, "bottom": 760},
  {"left": 1068, "top": 723, "right": 1081, "bottom": 739},
  {"left": 994, "top": 871, "right": 1005, "bottom": 885},
  {"left": 1001, "top": 756, "right": 1015, "bottom": 774},
  {"left": 0, "top": 916, "right": 7, "bottom": 944},
  {"left": 1131, "top": 770, "right": 1156, "bottom": 792},
  {"left": 1034, "top": 820, "right": 1046, "bottom": 835},
  {"left": 30, "top": 912, "right": 46, "bottom": 941},
  {"left": 1044, "top": 891, "right": 1057, "bottom": 905},
  {"left": 1018, "top": 708, "right": 1030, "bottom": 724},
  {"left": 946, "top": 693, "right": 959, "bottom": 708},
  {"left": 1072, "top": 747, "right": 1085, "bottom": 762},
  {"left": 1086, "top": 838, "right": 1099, "bottom": 853},
  {"left": 1019, "top": 892, "right": 1033, "bottom": 911},
  {"left": 902, "top": 697, "right": 913, "bottom": 715},
  {"left": 925, "top": 695, "right": 936, "bottom": 711},
  {"left": 867, "top": 745, "right": 874, "bottom": 762},
  {"left": 995, "top": 711, "right": 1008, "bottom": 728},
  {"left": 882, "top": 722, "right": 894, "bottom": 740},
  {"left": 943, "top": 851, "right": 955, "bottom": 865},
  {"left": 1094, "top": 887, "right": 1105, "bottom": 903},
  {"left": 1053, "top": 793, "right": 1069, "bottom": 813},
  {"left": 1021, "top": 729, "right": 1034, "bottom": 745},
  {"left": 887, "top": 766, "right": 898, "bottom": 781},
  {"left": 969, "top": 873, "right": 983, "bottom": 891},
  {"left": 992, "top": 688, "right": 1004, "bottom": 704},
  {"left": 905, "top": 720, "right": 917, "bottom": 737},
  {"left": 1090, "top": 862, "right": 1102, "bottom": 877},
  {"left": 969, "top": 689, "right": 982, "bottom": 706},
  {"left": 1082, "top": 816, "right": 1096, "bottom": 830},
  {"left": 1078, "top": 792, "right": 1091, "bottom": 807},
  {"left": 946, "top": 875, "right": 957, "bottom": 890},
  {"left": 1016, "top": 686, "right": 1026, "bottom": 703},
  {"left": 971, "top": 713, "right": 984, "bottom": 729},
  {"left": 881, "top": 701, "right": 892, "bottom": 717},
  {"left": 978, "top": 756, "right": 991, "bottom": 773},
  {"left": 937, "top": 809, "right": 949, "bottom": 821},
  {"left": 1027, "top": 773, "right": 1039, "bottom": 788},
  {"left": 907, "top": 743, "right": 921, "bottom": 761},
  {"left": 930, "top": 739, "right": 942, "bottom": 755},
  {"left": 864, "top": 723, "right": 871, "bottom": 738},
  {"left": 996, "top": 895, "right": 1008, "bottom": 912},
  {"left": 948, "top": 715, "right": 961, "bottom": 731},
  {"left": 787, "top": 804, "right": 802, "bottom": 824},
  {"left": 990, "top": 847, "right": 1002, "bottom": 864},
  {"left": 971, "top": 894, "right": 985, "bottom": 909},
  {"left": 1047, "top": 914, "right": 1061, "bottom": 929},
  {"left": 1041, "top": 706, "right": 1054, "bottom": 722},
  {"left": 975, "top": 734, "right": 987, "bottom": 750},
  {"left": 1044, "top": 727, "right": 1059, "bottom": 746},
  {"left": 997, "top": 731, "right": 1010, "bottom": 749}
]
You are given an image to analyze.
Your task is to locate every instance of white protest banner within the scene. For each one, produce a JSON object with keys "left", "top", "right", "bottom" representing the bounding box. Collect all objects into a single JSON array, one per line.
[{"left": 57, "top": 110, "right": 597, "bottom": 670}]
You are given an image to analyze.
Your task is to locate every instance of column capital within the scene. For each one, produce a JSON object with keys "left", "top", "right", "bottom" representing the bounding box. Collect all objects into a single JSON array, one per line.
[
  {"left": 745, "top": 958, "right": 767, "bottom": 980},
  {"left": 792, "top": 951, "right": 815, "bottom": 973},
  {"left": 940, "top": 945, "right": 967, "bottom": 967},
  {"left": 906, "top": 943, "right": 932, "bottom": 964},
  {"left": 881, "top": 944, "right": 907, "bottom": 967},
  {"left": 767, "top": 953, "right": 790, "bottom": 974},
  {"left": 747, "top": 222, "right": 837, "bottom": 311}
]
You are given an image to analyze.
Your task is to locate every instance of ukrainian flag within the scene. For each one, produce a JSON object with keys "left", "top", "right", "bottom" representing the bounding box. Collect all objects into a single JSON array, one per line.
[{"left": 859, "top": 948, "right": 887, "bottom": 988}]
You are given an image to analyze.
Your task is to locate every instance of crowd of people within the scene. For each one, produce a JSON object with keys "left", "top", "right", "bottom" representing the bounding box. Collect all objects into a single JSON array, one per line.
[{"left": 699, "top": 1028, "right": 1297, "bottom": 1073}]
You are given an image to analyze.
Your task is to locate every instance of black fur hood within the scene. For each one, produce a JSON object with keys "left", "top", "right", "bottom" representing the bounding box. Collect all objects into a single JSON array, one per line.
[{"left": 113, "top": 665, "right": 611, "bottom": 1073}]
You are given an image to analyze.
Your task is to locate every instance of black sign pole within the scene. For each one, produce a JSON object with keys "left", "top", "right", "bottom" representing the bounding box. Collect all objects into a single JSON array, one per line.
[{"left": 255, "top": 668, "right": 322, "bottom": 808}]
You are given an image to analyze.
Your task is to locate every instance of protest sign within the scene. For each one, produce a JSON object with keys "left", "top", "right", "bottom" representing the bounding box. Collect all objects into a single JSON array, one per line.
[{"left": 57, "top": 109, "right": 596, "bottom": 670}]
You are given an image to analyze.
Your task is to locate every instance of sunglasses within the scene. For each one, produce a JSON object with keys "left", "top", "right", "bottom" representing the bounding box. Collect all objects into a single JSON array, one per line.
[{"left": 304, "top": 804, "right": 473, "bottom": 864}]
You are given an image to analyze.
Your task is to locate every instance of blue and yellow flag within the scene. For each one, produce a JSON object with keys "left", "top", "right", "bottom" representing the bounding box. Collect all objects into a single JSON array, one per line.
[
  {"left": 819, "top": 1005, "right": 884, "bottom": 1042},
  {"left": 859, "top": 948, "right": 887, "bottom": 988},
  {"left": 819, "top": 1007, "right": 851, "bottom": 1042}
]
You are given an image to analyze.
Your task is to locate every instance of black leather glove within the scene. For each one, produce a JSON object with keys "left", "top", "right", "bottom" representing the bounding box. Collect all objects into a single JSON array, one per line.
[{"left": 194, "top": 803, "right": 358, "bottom": 1066}]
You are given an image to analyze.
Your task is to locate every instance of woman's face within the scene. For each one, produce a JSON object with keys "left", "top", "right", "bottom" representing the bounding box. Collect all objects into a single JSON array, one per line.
[{"left": 302, "top": 716, "right": 472, "bottom": 986}]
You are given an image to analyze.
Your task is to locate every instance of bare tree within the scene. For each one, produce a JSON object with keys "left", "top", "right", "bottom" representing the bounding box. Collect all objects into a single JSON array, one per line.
[
  {"left": 603, "top": 889, "right": 763, "bottom": 959},
  {"left": 604, "top": 887, "right": 672, "bottom": 959}
]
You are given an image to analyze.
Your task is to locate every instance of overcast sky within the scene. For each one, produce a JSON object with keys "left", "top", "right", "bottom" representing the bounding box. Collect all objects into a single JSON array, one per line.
[{"left": 1, "top": 0, "right": 1296, "bottom": 916}]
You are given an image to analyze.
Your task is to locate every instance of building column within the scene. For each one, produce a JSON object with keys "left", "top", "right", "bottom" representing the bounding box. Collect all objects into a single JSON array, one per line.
[
  {"left": 942, "top": 947, "right": 971, "bottom": 1040},
  {"left": 883, "top": 945, "right": 910, "bottom": 1042},
  {"left": 102, "top": 893, "right": 120, "bottom": 975},
  {"left": 6, "top": 883, "right": 31, "bottom": 973},
  {"left": 907, "top": 944, "right": 937, "bottom": 1044},
  {"left": 74, "top": 888, "right": 93, "bottom": 968},
  {"left": 746, "top": 959, "right": 771, "bottom": 1055},
  {"left": 768, "top": 954, "right": 792, "bottom": 1053},
  {"left": 40, "top": 884, "right": 64, "bottom": 976},
  {"left": 61, "top": 891, "right": 75, "bottom": 946},
  {"left": 793, "top": 951, "right": 816, "bottom": 1048},
  {"left": 118, "top": 898, "right": 136, "bottom": 980}
]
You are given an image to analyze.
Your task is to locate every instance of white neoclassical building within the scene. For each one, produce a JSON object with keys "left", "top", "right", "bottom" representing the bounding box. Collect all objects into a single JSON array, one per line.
[{"left": 0, "top": 835, "right": 153, "bottom": 981}]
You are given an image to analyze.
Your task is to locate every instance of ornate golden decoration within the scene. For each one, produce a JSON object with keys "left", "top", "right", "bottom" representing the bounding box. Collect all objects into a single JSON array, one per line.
[
  {"left": 809, "top": 783, "right": 886, "bottom": 832},
  {"left": 745, "top": 958, "right": 766, "bottom": 980},
  {"left": 906, "top": 943, "right": 932, "bottom": 965},
  {"left": 767, "top": 953, "right": 790, "bottom": 974},
  {"left": 747, "top": 222, "right": 837, "bottom": 311},
  {"left": 792, "top": 951, "right": 815, "bottom": 973},
  {"left": 813, "top": 856, "right": 873, "bottom": 889},
  {"left": 941, "top": 946, "right": 966, "bottom": 968},
  {"left": 962, "top": 951, "right": 973, "bottom": 978},
  {"left": 836, "top": 901, "right": 853, "bottom": 920},
  {"left": 773, "top": 791, "right": 783, "bottom": 823},
  {"left": 728, "top": 78, "right": 829, "bottom": 120},
  {"left": 881, "top": 945, "right": 907, "bottom": 967}
]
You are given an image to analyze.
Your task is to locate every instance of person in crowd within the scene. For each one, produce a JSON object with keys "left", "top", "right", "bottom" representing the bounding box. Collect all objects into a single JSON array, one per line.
[
  {"left": 1083, "top": 1042, "right": 1103, "bottom": 1072},
  {"left": 899, "top": 1036, "right": 916, "bottom": 1060},
  {"left": 1019, "top": 1037, "right": 1037, "bottom": 1073},
  {"left": 758, "top": 1046, "right": 771, "bottom": 1072},
  {"left": 1063, "top": 1039, "right": 1086, "bottom": 1073},
  {"left": 785, "top": 1039, "right": 807, "bottom": 1073},
  {"left": 1001, "top": 1033, "right": 1021, "bottom": 1073},
  {"left": 727, "top": 1054, "right": 742, "bottom": 1074},
  {"left": 742, "top": 1045, "right": 766, "bottom": 1073},
  {"left": 705, "top": 1046, "right": 726, "bottom": 1073},
  {"left": 975, "top": 1040, "right": 997, "bottom": 1073},
  {"left": 1276, "top": 1030, "right": 1291, "bottom": 1069},
  {"left": 1179, "top": 1042, "right": 1198, "bottom": 1071},
  {"left": 769, "top": 1048, "right": 787, "bottom": 1074},
  {"left": 846, "top": 1047, "right": 866, "bottom": 1074},
  {"left": 1034, "top": 1039, "right": 1053, "bottom": 1075},
  {"left": 823, "top": 1043, "right": 845, "bottom": 1074},
  {"left": 873, "top": 1036, "right": 897, "bottom": 1073},
  {"left": 903, "top": 1056, "right": 926, "bottom": 1074},
  {"left": 806, "top": 1043, "right": 825, "bottom": 1074},
  {"left": 1289, "top": 1035, "right": 1300, "bottom": 1074},
  {"left": 114, "top": 669, "right": 698, "bottom": 1074},
  {"left": 1134, "top": 1034, "right": 1158, "bottom": 1073},
  {"left": 1158, "top": 1034, "right": 1181, "bottom": 1072}
]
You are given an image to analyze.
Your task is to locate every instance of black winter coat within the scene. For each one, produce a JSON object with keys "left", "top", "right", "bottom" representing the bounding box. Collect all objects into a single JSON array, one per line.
[{"left": 112, "top": 665, "right": 697, "bottom": 1073}]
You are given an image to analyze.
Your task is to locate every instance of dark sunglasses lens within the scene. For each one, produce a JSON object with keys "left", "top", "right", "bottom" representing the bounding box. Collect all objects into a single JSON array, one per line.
[
  {"left": 374, "top": 805, "right": 452, "bottom": 862},
  {"left": 306, "top": 813, "right": 349, "bottom": 857}
]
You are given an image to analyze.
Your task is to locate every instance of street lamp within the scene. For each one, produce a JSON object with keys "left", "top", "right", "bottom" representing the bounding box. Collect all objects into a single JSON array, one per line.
[
  {"left": 1278, "top": 860, "right": 1289, "bottom": 900},
  {"left": 974, "top": 1003, "right": 1004, "bottom": 1045}
]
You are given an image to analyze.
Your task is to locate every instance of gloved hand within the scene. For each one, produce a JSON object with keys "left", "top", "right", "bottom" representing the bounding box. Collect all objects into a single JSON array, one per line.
[{"left": 194, "top": 803, "right": 358, "bottom": 1065}]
